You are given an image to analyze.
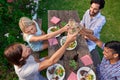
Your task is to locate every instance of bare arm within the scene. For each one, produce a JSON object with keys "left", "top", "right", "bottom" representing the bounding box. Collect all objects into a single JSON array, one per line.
[
  {"left": 79, "top": 29, "right": 104, "bottom": 48},
  {"left": 38, "top": 32, "right": 77, "bottom": 71},
  {"left": 29, "top": 24, "right": 69, "bottom": 42}
]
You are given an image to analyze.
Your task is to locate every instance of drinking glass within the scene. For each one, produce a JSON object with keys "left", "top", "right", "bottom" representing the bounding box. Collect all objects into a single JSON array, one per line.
[{"left": 68, "top": 19, "right": 82, "bottom": 34}]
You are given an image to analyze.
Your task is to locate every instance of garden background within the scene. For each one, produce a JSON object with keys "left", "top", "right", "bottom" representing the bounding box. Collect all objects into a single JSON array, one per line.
[{"left": 0, "top": 0, "right": 120, "bottom": 79}]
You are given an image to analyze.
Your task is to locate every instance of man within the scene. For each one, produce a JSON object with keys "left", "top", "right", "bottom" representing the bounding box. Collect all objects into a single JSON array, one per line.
[
  {"left": 4, "top": 32, "right": 77, "bottom": 80},
  {"left": 80, "top": 0, "right": 106, "bottom": 67},
  {"left": 80, "top": 30, "right": 120, "bottom": 80}
]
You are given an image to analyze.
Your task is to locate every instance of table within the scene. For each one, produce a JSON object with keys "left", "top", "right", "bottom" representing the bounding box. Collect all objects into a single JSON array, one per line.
[{"left": 48, "top": 10, "right": 96, "bottom": 80}]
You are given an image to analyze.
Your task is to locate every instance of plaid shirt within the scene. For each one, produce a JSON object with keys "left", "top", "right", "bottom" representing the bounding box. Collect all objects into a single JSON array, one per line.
[{"left": 97, "top": 57, "right": 120, "bottom": 80}]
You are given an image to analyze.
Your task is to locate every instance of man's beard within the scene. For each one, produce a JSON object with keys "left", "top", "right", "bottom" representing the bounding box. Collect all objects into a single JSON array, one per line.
[{"left": 89, "top": 11, "right": 99, "bottom": 17}]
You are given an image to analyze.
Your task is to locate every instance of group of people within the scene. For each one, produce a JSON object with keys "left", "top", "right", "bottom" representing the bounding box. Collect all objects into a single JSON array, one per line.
[{"left": 4, "top": 0, "right": 120, "bottom": 80}]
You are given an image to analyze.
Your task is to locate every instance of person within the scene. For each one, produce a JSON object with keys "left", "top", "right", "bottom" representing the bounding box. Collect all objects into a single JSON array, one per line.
[
  {"left": 80, "top": 0, "right": 106, "bottom": 67},
  {"left": 19, "top": 17, "right": 69, "bottom": 57},
  {"left": 4, "top": 32, "right": 78, "bottom": 80},
  {"left": 80, "top": 30, "right": 120, "bottom": 80}
]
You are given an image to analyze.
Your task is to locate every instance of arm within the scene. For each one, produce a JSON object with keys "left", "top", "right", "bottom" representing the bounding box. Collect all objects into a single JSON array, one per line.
[
  {"left": 79, "top": 29, "right": 104, "bottom": 49},
  {"left": 80, "top": 10, "right": 106, "bottom": 38},
  {"left": 38, "top": 32, "right": 77, "bottom": 71},
  {"left": 29, "top": 24, "right": 69, "bottom": 42}
]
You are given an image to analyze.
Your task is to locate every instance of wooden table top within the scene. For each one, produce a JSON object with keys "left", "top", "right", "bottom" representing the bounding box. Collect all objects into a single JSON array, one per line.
[{"left": 48, "top": 10, "right": 96, "bottom": 80}]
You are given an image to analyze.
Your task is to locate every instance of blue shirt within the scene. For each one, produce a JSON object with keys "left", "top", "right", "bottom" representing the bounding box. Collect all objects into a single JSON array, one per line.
[
  {"left": 96, "top": 43, "right": 120, "bottom": 80},
  {"left": 80, "top": 9, "right": 106, "bottom": 52},
  {"left": 23, "top": 20, "right": 43, "bottom": 51},
  {"left": 97, "top": 57, "right": 120, "bottom": 80}
]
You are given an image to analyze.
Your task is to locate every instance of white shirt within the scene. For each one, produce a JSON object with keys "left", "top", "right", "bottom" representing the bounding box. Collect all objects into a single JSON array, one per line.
[
  {"left": 80, "top": 9, "right": 106, "bottom": 52},
  {"left": 14, "top": 55, "right": 40, "bottom": 80}
]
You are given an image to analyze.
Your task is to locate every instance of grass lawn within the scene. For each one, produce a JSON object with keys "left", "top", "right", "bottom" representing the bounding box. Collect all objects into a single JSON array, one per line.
[
  {"left": 0, "top": 0, "right": 120, "bottom": 79},
  {"left": 38, "top": 0, "right": 120, "bottom": 58}
]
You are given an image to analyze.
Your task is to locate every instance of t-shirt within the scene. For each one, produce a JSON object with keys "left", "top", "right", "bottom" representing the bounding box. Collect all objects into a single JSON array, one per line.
[
  {"left": 14, "top": 55, "right": 46, "bottom": 80},
  {"left": 23, "top": 20, "right": 43, "bottom": 51}
]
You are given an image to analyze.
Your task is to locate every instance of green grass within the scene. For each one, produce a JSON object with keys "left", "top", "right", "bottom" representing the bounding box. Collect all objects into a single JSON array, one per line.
[
  {"left": 1, "top": 0, "right": 120, "bottom": 79},
  {"left": 38, "top": 0, "right": 120, "bottom": 57},
  {"left": 101, "top": 0, "right": 120, "bottom": 42}
]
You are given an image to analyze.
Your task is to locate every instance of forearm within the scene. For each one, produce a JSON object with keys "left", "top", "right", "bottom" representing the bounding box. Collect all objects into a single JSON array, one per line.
[
  {"left": 38, "top": 42, "right": 68, "bottom": 71},
  {"left": 82, "top": 28, "right": 93, "bottom": 35},
  {"left": 29, "top": 28, "right": 65, "bottom": 42},
  {"left": 79, "top": 29, "right": 103, "bottom": 48},
  {"left": 46, "top": 27, "right": 65, "bottom": 39},
  {"left": 86, "top": 34, "right": 104, "bottom": 48},
  {"left": 49, "top": 42, "right": 68, "bottom": 63}
]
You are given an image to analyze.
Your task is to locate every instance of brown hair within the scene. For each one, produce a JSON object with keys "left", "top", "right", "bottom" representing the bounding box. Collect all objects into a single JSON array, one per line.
[
  {"left": 19, "top": 17, "right": 34, "bottom": 32},
  {"left": 4, "top": 43, "right": 26, "bottom": 67}
]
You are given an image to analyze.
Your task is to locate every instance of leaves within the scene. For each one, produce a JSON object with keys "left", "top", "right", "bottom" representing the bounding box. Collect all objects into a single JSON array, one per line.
[{"left": 69, "top": 60, "right": 77, "bottom": 70}]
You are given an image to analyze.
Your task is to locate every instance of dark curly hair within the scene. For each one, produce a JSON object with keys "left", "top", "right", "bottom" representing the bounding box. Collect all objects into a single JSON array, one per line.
[
  {"left": 105, "top": 41, "right": 120, "bottom": 59},
  {"left": 90, "top": 0, "right": 105, "bottom": 9}
]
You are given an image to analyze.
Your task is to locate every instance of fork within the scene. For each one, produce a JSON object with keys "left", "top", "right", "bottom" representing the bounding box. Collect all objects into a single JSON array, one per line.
[{"left": 83, "top": 68, "right": 91, "bottom": 76}]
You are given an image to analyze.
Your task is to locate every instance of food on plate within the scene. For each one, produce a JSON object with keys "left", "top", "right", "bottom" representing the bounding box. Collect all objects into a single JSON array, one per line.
[
  {"left": 50, "top": 27, "right": 59, "bottom": 32},
  {"left": 47, "top": 64, "right": 65, "bottom": 80},
  {"left": 55, "top": 66, "right": 64, "bottom": 77},
  {"left": 80, "top": 70, "right": 88, "bottom": 76},
  {"left": 80, "top": 78, "right": 86, "bottom": 80},
  {"left": 77, "top": 67, "right": 95, "bottom": 80},
  {"left": 61, "top": 37, "right": 76, "bottom": 49},
  {"left": 47, "top": 26, "right": 60, "bottom": 37},
  {"left": 52, "top": 76, "right": 59, "bottom": 80},
  {"left": 68, "top": 41, "right": 76, "bottom": 48},
  {"left": 48, "top": 66, "right": 56, "bottom": 74},
  {"left": 80, "top": 70, "right": 94, "bottom": 80},
  {"left": 85, "top": 74, "right": 94, "bottom": 80}
]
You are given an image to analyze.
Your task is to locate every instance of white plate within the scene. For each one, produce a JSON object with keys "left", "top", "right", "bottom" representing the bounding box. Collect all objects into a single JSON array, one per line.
[
  {"left": 77, "top": 67, "right": 96, "bottom": 80},
  {"left": 47, "top": 26, "right": 60, "bottom": 37},
  {"left": 46, "top": 63, "right": 65, "bottom": 80},
  {"left": 60, "top": 36, "right": 77, "bottom": 50}
]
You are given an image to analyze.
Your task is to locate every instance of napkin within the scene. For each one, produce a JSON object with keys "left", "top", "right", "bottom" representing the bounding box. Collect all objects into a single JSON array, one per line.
[
  {"left": 67, "top": 72, "right": 77, "bottom": 80},
  {"left": 80, "top": 55, "right": 93, "bottom": 66},
  {"left": 48, "top": 37, "right": 58, "bottom": 46},
  {"left": 50, "top": 16, "right": 60, "bottom": 24}
]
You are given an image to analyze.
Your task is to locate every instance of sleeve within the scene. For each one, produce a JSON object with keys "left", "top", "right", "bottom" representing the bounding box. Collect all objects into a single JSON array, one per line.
[
  {"left": 25, "top": 62, "right": 39, "bottom": 76},
  {"left": 23, "top": 56, "right": 40, "bottom": 76},
  {"left": 25, "top": 35, "right": 33, "bottom": 43},
  {"left": 101, "top": 43, "right": 105, "bottom": 50},
  {"left": 80, "top": 10, "right": 89, "bottom": 27},
  {"left": 93, "top": 16, "right": 106, "bottom": 37},
  {"left": 80, "top": 12, "right": 87, "bottom": 27}
]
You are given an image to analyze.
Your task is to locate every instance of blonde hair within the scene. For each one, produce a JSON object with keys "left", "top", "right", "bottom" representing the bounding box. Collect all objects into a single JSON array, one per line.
[{"left": 19, "top": 17, "right": 34, "bottom": 32}]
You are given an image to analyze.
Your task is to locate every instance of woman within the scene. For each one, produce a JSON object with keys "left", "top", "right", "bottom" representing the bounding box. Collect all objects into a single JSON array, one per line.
[{"left": 4, "top": 32, "right": 77, "bottom": 80}]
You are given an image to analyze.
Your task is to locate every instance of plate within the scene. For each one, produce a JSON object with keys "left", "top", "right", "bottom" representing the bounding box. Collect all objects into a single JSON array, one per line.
[
  {"left": 47, "top": 26, "right": 60, "bottom": 37},
  {"left": 46, "top": 63, "right": 65, "bottom": 80},
  {"left": 60, "top": 36, "right": 77, "bottom": 50},
  {"left": 77, "top": 67, "right": 96, "bottom": 80}
]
